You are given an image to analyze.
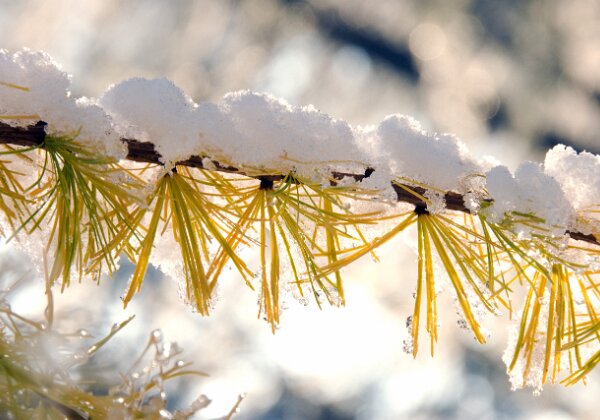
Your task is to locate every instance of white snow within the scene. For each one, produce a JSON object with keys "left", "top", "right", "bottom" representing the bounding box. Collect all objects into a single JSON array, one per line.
[
  {"left": 101, "top": 77, "right": 199, "bottom": 166},
  {"left": 544, "top": 145, "right": 600, "bottom": 212},
  {"left": 374, "top": 115, "right": 483, "bottom": 193},
  {"left": 544, "top": 145, "right": 600, "bottom": 235},
  {"left": 0, "top": 49, "right": 125, "bottom": 158},
  {"left": 100, "top": 83, "right": 367, "bottom": 178},
  {"left": 485, "top": 162, "right": 574, "bottom": 236},
  {"left": 214, "top": 91, "right": 365, "bottom": 180}
]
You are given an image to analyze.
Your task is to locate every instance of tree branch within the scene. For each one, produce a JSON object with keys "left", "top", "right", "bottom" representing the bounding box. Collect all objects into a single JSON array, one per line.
[{"left": 1, "top": 121, "right": 598, "bottom": 246}]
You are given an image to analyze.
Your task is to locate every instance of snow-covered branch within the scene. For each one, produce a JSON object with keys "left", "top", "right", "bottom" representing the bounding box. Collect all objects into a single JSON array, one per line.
[{"left": 0, "top": 120, "right": 597, "bottom": 246}]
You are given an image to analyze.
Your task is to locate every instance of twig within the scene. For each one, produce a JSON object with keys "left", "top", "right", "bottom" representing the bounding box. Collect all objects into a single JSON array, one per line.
[
  {"left": 224, "top": 393, "right": 245, "bottom": 420},
  {"left": 0, "top": 121, "right": 598, "bottom": 246}
]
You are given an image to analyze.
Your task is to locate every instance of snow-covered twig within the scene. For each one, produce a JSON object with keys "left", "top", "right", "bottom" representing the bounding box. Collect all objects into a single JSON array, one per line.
[{"left": 0, "top": 120, "right": 597, "bottom": 246}]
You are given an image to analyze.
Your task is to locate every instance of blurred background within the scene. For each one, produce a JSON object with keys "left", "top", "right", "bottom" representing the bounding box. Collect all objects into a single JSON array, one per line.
[{"left": 1, "top": 0, "right": 600, "bottom": 418}]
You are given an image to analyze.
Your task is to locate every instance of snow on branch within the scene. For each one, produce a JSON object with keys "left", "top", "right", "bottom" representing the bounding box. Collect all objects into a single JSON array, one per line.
[{"left": 0, "top": 119, "right": 598, "bottom": 247}]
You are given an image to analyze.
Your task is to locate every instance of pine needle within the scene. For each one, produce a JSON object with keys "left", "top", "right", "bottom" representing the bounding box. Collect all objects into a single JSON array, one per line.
[
  {"left": 122, "top": 166, "right": 251, "bottom": 315},
  {"left": 562, "top": 349, "right": 600, "bottom": 386},
  {"left": 508, "top": 265, "right": 600, "bottom": 387},
  {"left": 13, "top": 134, "right": 141, "bottom": 288},
  {"left": 207, "top": 174, "right": 381, "bottom": 331},
  {"left": 0, "top": 147, "right": 31, "bottom": 235}
]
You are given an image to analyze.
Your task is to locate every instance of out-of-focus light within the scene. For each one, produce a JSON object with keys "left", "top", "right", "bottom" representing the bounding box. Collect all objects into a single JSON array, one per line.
[
  {"left": 265, "top": 282, "right": 404, "bottom": 400},
  {"left": 330, "top": 46, "right": 372, "bottom": 88},
  {"left": 529, "top": 411, "right": 577, "bottom": 420},
  {"left": 409, "top": 23, "right": 447, "bottom": 61},
  {"left": 456, "top": 374, "right": 495, "bottom": 419},
  {"left": 377, "top": 354, "right": 461, "bottom": 416},
  {"left": 255, "top": 36, "right": 319, "bottom": 100}
]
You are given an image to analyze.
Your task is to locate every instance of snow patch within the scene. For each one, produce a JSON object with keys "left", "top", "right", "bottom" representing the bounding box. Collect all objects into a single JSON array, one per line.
[
  {"left": 0, "top": 49, "right": 124, "bottom": 158},
  {"left": 375, "top": 115, "right": 482, "bottom": 193},
  {"left": 485, "top": 163, "right": 574, "bottom": 236}
]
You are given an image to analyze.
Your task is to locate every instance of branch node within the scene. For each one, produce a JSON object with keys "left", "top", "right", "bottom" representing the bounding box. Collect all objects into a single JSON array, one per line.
[
  {"left": 259, "top": 178, "right": 274, "bottom": 190},
  {"left": 414, "top": 203, "right": 429, "bottom": 215}
]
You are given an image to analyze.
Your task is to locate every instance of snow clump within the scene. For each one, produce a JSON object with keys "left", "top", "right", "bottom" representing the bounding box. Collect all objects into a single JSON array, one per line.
[
  {"left": 0, "top": 49, "right": 124, "bottom": 158},
  {"left": 485, "top": 162, "right": 574, "bottom": 236}
]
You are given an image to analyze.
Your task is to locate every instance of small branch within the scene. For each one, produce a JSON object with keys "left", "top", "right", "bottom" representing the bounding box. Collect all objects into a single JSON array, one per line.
[
  {"left": 0, "top": 121, "right": 598, "bottom": 246},
  {"left": 0, "top": 120, "right": 46, "bottom": 147}
]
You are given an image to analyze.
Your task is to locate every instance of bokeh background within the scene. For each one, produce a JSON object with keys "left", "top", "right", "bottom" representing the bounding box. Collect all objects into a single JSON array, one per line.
[{"left": 1, "top": 0, "right": 600, "bottom": 418}]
